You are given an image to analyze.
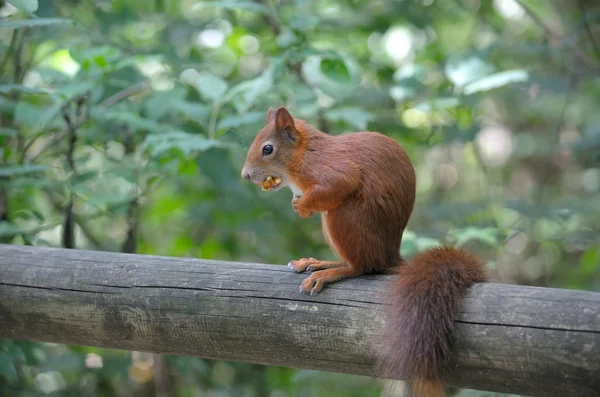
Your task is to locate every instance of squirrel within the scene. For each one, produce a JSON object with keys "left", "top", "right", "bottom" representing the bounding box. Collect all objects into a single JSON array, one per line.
[{"left": 241, "top": 106, "right": 487, "bottom": 396}]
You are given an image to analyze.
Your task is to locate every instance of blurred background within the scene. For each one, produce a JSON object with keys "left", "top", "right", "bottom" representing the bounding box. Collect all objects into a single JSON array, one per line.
[{"left": 1, "top": 0, "right": 599, "bottom": 396}]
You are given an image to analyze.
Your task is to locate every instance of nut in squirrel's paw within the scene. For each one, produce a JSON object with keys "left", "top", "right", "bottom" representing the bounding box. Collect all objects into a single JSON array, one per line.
[{"left": 261, "top": 176, "right": 281, "bottom": 191}]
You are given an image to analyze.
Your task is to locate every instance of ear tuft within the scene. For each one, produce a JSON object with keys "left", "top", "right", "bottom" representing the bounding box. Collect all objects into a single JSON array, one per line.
[{"left": 266, "top": 108, "right": 277, "bottom": 124}]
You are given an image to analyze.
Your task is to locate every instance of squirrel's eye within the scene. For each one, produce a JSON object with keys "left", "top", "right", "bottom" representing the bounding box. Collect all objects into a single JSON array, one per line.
[{"left": 262, "top": 144, "right": 274, "bottom": 156}]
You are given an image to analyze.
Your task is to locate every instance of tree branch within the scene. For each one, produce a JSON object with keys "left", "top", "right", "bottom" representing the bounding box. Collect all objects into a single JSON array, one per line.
[
  {"left": 99, "top": 80, "right": 150, "bottom": 108},
  {"left": 60, "top": 96, "right": 87, "bottom": 249},
  {"left": 578, "top": 0, "right": 600, "bottom": 61},
  {"left": 514, "top": 0, "right": 600, "bottom": 73},
  {"left": 0, "top": 30, "right": 19, "bottom": 78},
  {"left": 25, "top": 83, "right": 143, "bottom": 162}
]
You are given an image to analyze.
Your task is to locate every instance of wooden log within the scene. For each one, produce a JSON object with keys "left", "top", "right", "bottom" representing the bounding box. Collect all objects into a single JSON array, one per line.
[{"left": 0, "top": 244, "right": 598, "bottom": 396}]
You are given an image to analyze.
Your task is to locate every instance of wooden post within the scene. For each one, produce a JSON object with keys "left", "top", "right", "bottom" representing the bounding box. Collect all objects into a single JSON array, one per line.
[{"left": 0, "top": 244, "right": 598, "bottom": 396}]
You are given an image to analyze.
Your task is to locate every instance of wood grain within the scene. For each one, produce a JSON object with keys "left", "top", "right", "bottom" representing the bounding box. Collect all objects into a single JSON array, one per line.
[{"left": 0, "top": 244, "right": 598, "bottom": 396}]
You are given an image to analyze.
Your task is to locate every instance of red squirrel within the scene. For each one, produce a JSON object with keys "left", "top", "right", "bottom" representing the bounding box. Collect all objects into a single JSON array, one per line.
[{"left": 241, "top": 107, "right": 487, "bottom": 396}]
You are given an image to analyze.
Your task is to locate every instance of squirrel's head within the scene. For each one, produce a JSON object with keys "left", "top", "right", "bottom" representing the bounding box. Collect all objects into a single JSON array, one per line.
[{"left": 241, "top": 107, "right": 302, "bottom": 191}]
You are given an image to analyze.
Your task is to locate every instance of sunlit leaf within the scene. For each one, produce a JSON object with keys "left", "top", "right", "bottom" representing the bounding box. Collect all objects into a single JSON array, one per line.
[
  {"left": 394, "top": 64, "right": 428, "bottom": 82},
  {"left": 325, "top": 107, "right": 375, "bottom": 130},
  {"left": 224, "top": 65, "right": 275, "bottom": 113},
  {"left": 7, "top": 0, "right": 38, "bottom": 13},
  {"left": 445, "top": 54, "right": 494, "bottom": 87},
  {"left": 463, "top": 69, "right": 529, "bottom": 95},
  {"left": 414, "top": 97, "right": 460, "bottom": 112},
  {"left": 400, "top": 231, "right": 442, "bottom": 258},
  {"left": 449, "top": 227, "right": 500, "bottom": 247},
  {"left": 188, "top": 72, "right": 228, "bottom": 103}
]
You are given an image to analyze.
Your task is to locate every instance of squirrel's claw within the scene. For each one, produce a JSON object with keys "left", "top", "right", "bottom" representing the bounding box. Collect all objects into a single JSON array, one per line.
[{"left": 288, "top": 257, "right": 318, "bottom": 273}]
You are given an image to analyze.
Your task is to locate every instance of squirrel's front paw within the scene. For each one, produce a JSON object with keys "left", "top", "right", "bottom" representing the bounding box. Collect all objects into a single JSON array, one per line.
[
  {"left": 287, "top": 257, "right": 317, "bottom": 273},
  {"left": 291, "top": 195, "right": 301, "bottom": 214},
  {"left": 292, "top": 195, "right": 313, "bottom": 218}
]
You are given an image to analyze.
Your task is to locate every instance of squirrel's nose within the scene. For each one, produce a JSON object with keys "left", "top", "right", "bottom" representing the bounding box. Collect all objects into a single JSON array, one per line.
[{"left": 241, "top": 167, "right": 251, "bottom": 180}]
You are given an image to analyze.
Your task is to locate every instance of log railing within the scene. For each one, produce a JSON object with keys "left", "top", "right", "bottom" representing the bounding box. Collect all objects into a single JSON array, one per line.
[{"left": 0, "top": 244, "right": 599, "bottom": 396}]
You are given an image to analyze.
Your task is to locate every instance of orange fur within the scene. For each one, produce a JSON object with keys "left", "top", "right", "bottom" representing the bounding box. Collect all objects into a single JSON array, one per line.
[{"left": 241, "top": 107, "right": 487, "bottom": 396}]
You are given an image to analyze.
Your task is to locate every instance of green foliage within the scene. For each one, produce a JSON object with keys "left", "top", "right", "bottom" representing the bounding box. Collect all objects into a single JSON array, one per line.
[
  {"left": 7, "top": 0, "right": 38, "bottom": 14},
  {"left": 1, "top": 0, "right": 600, "bottom": 396}
]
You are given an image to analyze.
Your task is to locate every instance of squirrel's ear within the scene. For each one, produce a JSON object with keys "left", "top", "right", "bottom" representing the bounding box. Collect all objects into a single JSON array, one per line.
[
  {"left": 266, "top": 108, "right": 276, "bottom": 124},
  {"left": 274, "top": 107, "right": 298, "bottom": 142}
]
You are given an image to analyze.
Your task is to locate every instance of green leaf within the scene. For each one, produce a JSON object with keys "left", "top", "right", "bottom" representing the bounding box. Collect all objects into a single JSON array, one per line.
[
  {"left": 579, "top": 247, "right": 599, "bottom": 276},
  {"left": 142, "top": 131, "right": 222, "bottom": 157},
  {"left": 394, "top": 64, "right": 428, "bottom": 82},
  {"left": 54, "top": 80, "right": 97, "bottom": 102},
  {"left": 288, "top": 15, "right": 319, "bottom": 32},
  {"left": 325, "top": 107, "right": 375, "bottom": 130},
  {"left": 0, "top": 127, "right": 18, "bottom": 136},
  {"left": 1, "top": 342, "right": 26, "bottom": 363},
  {"left": 0, "top": 351, "right": 17, "bottom": 383},
  {"left": 449, "top": 227, "right": 500, "bottom": 247},
  {"left": 463, "top": 69, "right": 529, "bottom": 95},
  {"left": 85, "top": 194, "right": 134, "bottom": 207},
  {"left": 187, "top": 72, "right": 228, "bottom": 103},
  {"left": 445, "top": 54, "right": 494, "bottom": 87},
  {"left": 72, "top": 46, "right": 122, "bottom": 71},
  {"left": 414, "top": 97, "right": 460, "bottom": 112},
  {"left": 320, "top": 58, "right": 351, "bottom": 84},
  {"left": 7, "top": 0, "right": 38, "bottom": 13},
  {"left": 14, "top": 101, "right": 62, "bottom": 130},
  {"left": 144, "top": 86, "right": 187, "bottom": 120},
  {"left": 93, "top": 109, "right": 163, "bottom": 133},
  {"left": 0, "top": 17, "right": 71, "bottom": 29},
  {"left": 400, "top": 230, "right": 442, "bottom": 257},
  {"left": 301, "top": 55, "right": 359, "bottom": 100},
  {"left": 171, "top": 100, "right": 211, "bottom": 123},
  {"left": 224, "top": 64, "right": 275, "bottom": 113},
  {"left": 0, "top": 220, "right": 60, "bottom": 237},
  {"left": 193, "top": 1, "right": 273, "bottom": 16},
  {"left": 14, "top": 209, "right": 45, "bottom": 222},
  {"left": 73, "top": 171, "right": 99, "bottom": 186},
  {"left": 217, "top": 111, "right": 264, "bottom": 130},
  {"left": 1, "top": 177, "right": 58, "bottom": 189},
  {"left": 0, "top": 164, "right": 50, "bottom": 177},
  {"left": 0, "top": 222, "right": 22, "bottom": 238},
  {"left": 0, "top": 84, "right": 48, "bottom": 94}
]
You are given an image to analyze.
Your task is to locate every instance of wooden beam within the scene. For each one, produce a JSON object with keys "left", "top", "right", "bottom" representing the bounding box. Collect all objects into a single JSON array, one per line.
[{"left": 0, "top": 244, "right": 598, "bottom": 396}]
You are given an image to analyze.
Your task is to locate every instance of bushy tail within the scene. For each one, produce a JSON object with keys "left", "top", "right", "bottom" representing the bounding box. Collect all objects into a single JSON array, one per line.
[{"left": 379, "top": 246, "right": 486, "bottom": 397}]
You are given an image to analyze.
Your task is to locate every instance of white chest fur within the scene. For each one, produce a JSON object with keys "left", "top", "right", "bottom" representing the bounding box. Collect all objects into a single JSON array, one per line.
[
  {"left": 288, "top": 182, "right": 304, "bottom": 197},
  {"left": 321, "top": 211, "right": 338, "bottom": 256}
]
